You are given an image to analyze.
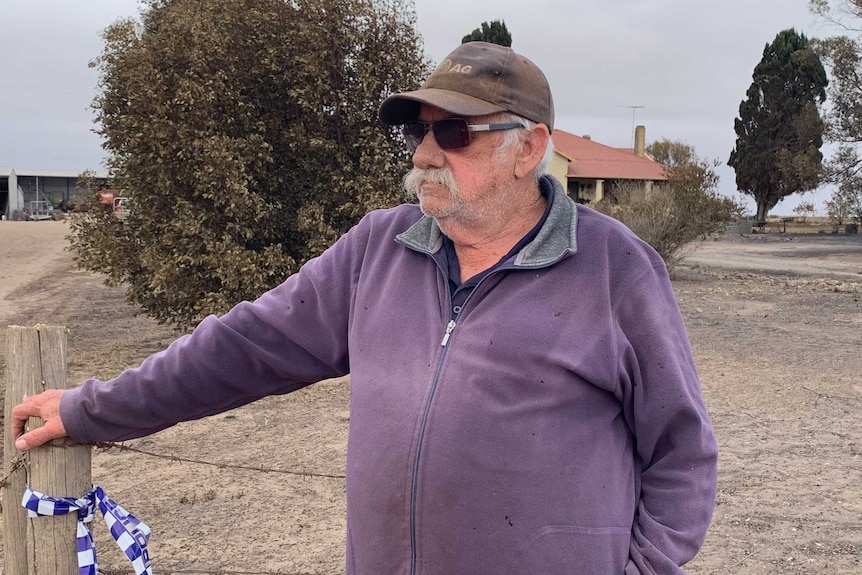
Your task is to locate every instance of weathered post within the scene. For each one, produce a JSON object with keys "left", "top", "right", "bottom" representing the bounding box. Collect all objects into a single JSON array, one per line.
[{"left": 3, "top": 325, "right": 92, "bottom": 575}]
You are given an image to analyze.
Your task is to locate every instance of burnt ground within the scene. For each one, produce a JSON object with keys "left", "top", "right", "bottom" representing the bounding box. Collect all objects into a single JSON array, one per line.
[{"left": 0, "top": 221, "right": 860, "bottom": 574}]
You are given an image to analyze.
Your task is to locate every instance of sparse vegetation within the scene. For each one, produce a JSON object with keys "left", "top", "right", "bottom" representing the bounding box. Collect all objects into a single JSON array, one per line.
[{"left": 595, "top": 140, "right": 744, "bottom": 272}]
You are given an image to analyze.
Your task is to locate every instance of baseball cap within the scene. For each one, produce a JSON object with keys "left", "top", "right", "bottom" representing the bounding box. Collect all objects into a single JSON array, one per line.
[{"left": 378, "top": 42, "right": 554, "bottom": 132}]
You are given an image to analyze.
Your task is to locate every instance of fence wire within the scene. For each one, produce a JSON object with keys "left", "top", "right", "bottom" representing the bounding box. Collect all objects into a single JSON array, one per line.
[
  {"left": 3, "top": 442, "right": 345, "bottom": 574},
  {"left": 100, "top": 567, "right": 328, "bottom": 575},
  {"left": 92, "top": 442, "right": 346, "bottom": 480},
  {"left": 97, "top": 563, "right": 335, "bottom": 575}
]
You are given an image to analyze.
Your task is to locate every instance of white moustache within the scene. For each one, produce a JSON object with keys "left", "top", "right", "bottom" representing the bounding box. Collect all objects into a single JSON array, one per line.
[{"left": 403, "top": 168, "right": 459, "bottom": 198}]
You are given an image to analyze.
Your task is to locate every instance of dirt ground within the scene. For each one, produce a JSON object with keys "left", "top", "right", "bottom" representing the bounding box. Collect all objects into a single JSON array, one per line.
[{"left": 0, "top": 220, "right": 860, "bottom": 574}]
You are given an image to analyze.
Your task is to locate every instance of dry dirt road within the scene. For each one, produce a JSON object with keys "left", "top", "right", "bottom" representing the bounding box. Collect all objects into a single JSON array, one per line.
[
  {"left": 687, "top": 233, "right": 862, "bottom": 279},
  {"left": 0, "top": 220, "right": 860, "bottom": 574}
]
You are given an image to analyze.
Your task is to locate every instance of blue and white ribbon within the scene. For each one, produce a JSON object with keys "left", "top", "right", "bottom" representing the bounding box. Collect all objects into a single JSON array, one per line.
[{"left": 22, "top": 485, "right": 153, "bottom": 575}]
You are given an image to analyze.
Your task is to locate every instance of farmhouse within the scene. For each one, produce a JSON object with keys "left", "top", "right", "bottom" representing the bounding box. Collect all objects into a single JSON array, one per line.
[{"left": 548, "top": 125, "right": 668, "bottom": 204}]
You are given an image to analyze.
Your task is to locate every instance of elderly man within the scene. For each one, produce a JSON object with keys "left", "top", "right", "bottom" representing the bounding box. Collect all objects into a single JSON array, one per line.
[{"left": 13, "top": 42, "right": 717, "bottom": 574}]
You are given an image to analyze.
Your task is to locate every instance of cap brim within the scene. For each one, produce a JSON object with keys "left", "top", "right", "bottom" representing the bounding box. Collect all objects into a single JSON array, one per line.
[{"left": 379, "top": 88, "right": 507, "bottom": 125}]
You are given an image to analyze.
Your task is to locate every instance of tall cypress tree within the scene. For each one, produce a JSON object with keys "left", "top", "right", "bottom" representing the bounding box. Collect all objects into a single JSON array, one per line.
[
  {"left": 461, "top": 20, "right": 512, "bottom": 47},
  {"left": 728, "top": 28, "right": 828, "bottom": 221}
]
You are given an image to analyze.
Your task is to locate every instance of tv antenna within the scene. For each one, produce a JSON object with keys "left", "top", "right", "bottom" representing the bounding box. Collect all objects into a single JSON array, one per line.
[{"left": 620, "top": 105, "right": 645, "bottom": 148}]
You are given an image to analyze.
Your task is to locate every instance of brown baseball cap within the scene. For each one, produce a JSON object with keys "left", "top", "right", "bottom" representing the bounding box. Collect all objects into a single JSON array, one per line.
[{"left": 378, "top": 42, "right": 554, "bottom": 132}]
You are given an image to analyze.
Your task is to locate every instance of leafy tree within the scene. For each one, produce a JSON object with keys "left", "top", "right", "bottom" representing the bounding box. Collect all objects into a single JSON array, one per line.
[
  {"left": 825, "top": 177, "right": 862, "bottom": 228},
  {"left": 461, "top": 20, "right": 512, "bottom": 47},
  {"left": 595, "top": 140, "right": 744, "bottom": 272},
  {"left": 647, "top": 139, "right": 720, "bottom": 196},
  {"left": 809, "top": 1, "right": 862, "bottom": 211},
  {"left": 825, "top": 190, "right": 852, "bottom": 229},
  {"left": 728, "top": 28, "right": 828, "bottom": 222},
  {"left": 69, "top": 0, "right": 429, "bottom": 329}
]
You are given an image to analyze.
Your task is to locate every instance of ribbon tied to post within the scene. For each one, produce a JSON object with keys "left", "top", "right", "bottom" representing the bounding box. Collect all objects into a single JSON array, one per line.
[{"left": 22, "top": 485, "right": 153, "bottom": 575}]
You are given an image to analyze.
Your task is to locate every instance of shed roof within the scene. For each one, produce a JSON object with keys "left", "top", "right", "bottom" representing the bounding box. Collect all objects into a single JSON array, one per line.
[{"left": 0, "top": 167, "right": 109, "bottom": 179}]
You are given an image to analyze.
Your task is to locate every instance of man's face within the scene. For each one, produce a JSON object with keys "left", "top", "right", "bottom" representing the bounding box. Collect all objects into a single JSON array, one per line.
[{"left": 402, "top": 105, "right": 519, "bottom": 232}]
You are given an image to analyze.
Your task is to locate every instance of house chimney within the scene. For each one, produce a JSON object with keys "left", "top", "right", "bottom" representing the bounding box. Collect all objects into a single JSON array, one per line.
[{"left": 634, "top": 125, "right": 646, "bottom": 157}]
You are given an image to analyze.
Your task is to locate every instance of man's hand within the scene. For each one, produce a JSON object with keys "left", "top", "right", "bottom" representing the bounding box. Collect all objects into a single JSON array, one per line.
[{"left": 11, "top": 389, "right": 68, "bottom": 451}]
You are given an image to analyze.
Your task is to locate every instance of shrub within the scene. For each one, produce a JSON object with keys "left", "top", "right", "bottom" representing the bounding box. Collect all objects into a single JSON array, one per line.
[
  {"left": 594, "top": 141, "right": 745, "bottom": 272},
  {"left": 595, "top": 181, "right": 743, "bottom": 272},
  {"left": 793, "top": 201, "right": 817, "bottom": 223},
  {"left": 68, "top": 0, "right": 429, "bottom": 329}
]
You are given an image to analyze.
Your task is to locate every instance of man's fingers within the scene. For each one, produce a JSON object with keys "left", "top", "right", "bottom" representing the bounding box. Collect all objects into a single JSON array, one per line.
[
  {"left": 10, "top": 389, "right": 68, "bottom": 451},
  {"left": 11, "top": 396, "right": 39, "bottom": 439},
  {"left": 15, "top": 419, "right": 66, "bottom": 450}
]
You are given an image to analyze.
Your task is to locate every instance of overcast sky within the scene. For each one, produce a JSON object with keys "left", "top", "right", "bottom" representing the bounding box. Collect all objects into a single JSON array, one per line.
[{"left": 0, "top": 0, "right": 847, "bottom": 214}]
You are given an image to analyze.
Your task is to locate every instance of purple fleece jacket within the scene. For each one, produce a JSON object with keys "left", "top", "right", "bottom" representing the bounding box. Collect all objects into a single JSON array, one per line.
[{"left": 61, "top": 176, "right": 718, "bottom": 574}]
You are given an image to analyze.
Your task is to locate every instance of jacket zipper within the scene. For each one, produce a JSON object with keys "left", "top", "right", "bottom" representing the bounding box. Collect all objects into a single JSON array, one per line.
[{"left": 409, "top": 271, "right": 491, "bottom": 575}]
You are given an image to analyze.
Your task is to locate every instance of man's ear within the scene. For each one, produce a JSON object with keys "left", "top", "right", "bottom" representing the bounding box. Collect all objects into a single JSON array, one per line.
[{"left": 513, "top": 124, "right": 551, "bottom": 180}]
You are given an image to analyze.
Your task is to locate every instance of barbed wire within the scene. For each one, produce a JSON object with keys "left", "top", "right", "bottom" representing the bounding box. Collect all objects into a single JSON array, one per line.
[
  {"left": 99, "top": 567, "right": 329, "bottom": 575},
  {"left": 2, "top": 441, "right": 345, "bottom": 486},
  {"left": 3, "top": 445, "right": 343, "bottom": 575},
  {"left": 0, "top": 453, "right": 28, "bottom": 489},
  {"left": 801, "top": 386, "right": 859, "bottom": 403},
  {"left": 92, "top": 442, "right": 346, "bottom": 480}
]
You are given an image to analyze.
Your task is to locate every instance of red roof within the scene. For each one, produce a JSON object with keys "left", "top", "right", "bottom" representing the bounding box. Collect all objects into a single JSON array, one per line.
[{"left": 551, "top": 130, "right": 668, "bottom": 181}]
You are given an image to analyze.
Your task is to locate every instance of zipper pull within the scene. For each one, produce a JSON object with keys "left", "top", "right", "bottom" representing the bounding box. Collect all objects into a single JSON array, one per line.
[{"left": 441, "top": 320, "right": 456, "bottom": 346}]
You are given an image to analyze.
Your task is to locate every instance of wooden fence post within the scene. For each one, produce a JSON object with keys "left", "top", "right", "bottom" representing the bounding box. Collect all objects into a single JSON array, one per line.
[{"left": 3, "top": 325, "right": 92, "bottom": 575}]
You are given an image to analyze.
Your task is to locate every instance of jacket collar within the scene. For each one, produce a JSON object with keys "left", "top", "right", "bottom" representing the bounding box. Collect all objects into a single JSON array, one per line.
[{"left": 396, "top": 175, "right": 578, "bottom": 268}]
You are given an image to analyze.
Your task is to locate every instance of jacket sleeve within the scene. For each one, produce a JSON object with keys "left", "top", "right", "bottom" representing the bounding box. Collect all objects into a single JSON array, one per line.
[
  {"left": 613, "top": 260, "right": 718, "bottom": 575},
  {"left": 60, "top": 216, "right": 372, "bottom": 443}
]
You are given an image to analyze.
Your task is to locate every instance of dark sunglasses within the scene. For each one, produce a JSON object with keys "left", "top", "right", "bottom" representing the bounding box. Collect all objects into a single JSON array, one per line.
[{"left": 402, "top": 118, "right": 522, "bottom": 151}]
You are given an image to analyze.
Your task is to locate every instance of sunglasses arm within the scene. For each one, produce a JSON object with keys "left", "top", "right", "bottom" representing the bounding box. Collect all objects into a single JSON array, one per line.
[{"left": 467, "top": 122, "right": 522, "bottom": 133}]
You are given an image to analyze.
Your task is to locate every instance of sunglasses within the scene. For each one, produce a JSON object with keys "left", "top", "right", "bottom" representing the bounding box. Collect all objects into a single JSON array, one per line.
[{"left": 402, "top": 118, "right": 522, "bottom": 151}]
